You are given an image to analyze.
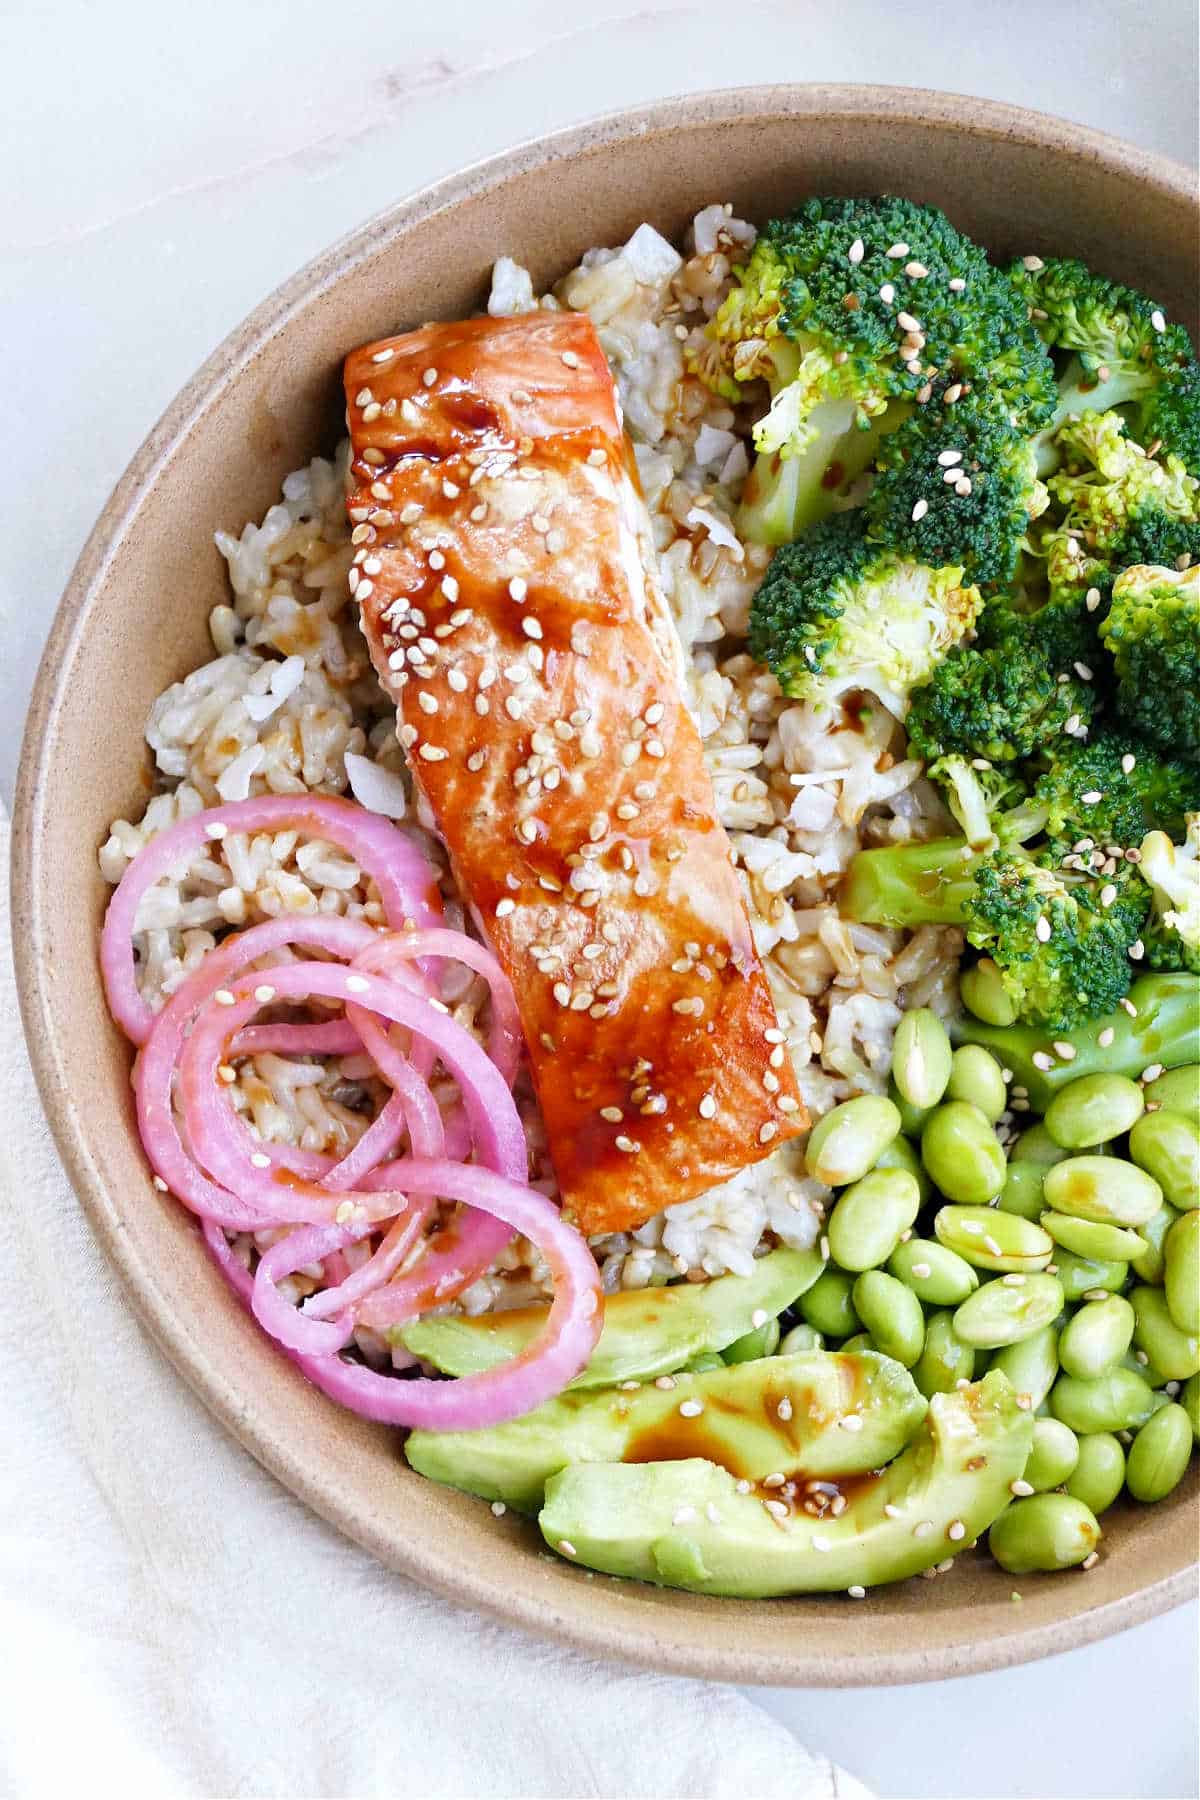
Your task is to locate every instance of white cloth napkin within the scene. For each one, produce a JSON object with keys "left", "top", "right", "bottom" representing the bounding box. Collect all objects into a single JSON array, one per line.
[{"left": 0, "top": 813, "right": 868, "bottom": 1800}]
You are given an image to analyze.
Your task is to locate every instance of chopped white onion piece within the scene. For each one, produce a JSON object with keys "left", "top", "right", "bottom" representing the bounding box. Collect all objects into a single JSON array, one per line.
[
  {"left": 215, "top": 745, "right": 265, "bottom": 803},
  {"left": 623, "top": 222, "right": 683, "bottom": 284},
  {"left": 694, "top": 424, "right": 737, "bottom": 469},
  {"left": 686, "top": 507, "right": 743, "bottom": 554},
  {"left": 243, "top": 655, "right": 306, "bottom": 722},
  {"left": 344, "top": 752, "right": 409, "bottom": 819},
  {"left": 487, "top": 256, "right": 537, "bottom": 317}
]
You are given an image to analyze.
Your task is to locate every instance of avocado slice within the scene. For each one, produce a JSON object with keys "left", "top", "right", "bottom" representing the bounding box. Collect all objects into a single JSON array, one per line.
[
  {"left": 405, "top": 1350, "right": 926, "bottom": 1514},
  {"left": 397, "top": 1248, "right": 822, "bottom": 1389},
  {"left": 537, "top": 1371, "right": 1032, "bottom": 1596}
]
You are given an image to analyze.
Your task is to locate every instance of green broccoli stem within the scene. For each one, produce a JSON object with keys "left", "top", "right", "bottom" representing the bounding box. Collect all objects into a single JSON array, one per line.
[
  {"left": 953, "top": 971, "right": 1200, "bottom": 1111},
  {"left": 1033, "top": 356, "right": 1154, "bottom": 475},
  {"left": 841, "top": 837, "right": 980, "bottom": 926},
  {"left": 739, "top": 401, "right": 913, "bottom": 547}
]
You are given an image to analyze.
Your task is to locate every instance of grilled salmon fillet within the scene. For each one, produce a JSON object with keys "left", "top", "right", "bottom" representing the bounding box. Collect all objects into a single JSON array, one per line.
[{"left": 343, "top": 311, "right": 806, "bottom": 1235}]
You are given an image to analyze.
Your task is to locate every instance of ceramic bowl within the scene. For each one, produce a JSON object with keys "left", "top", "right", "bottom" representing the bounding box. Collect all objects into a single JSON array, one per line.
[{"left": 14, "top": 85, "right": 1199, "bottom": 1685}]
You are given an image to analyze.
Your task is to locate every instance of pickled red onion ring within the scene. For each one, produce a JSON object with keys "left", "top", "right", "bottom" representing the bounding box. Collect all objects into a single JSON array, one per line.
[
  {"left": 102, "top": 794, "right": 441, "bottom": 1045},
  {"left": 177, "top": 962, "right": 527, "bottom": 1220},
  {"left": 351, "top": 928, "right": 522, "bottom": 1086},
  {"left": 135, "top": 916, "right": 381, "bottom": 1229},
  {"left": 270, "top": 1163, "right": 600, "bottom": 1428}
]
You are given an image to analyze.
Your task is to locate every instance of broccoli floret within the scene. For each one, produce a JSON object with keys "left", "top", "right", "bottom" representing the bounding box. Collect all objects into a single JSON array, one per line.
[
  {"left": 747, "top": 511, "right": 982, "bottom": 710},
  {"left": 864, "top": 388, "right": 1049, "bottom": 584},
  {"left": 1138, "top": 815, "right": 1200, "bottom": 974},
  {"left": 1030, "top": 730, "right": 1200, "bottom": 854},
  {"left": 704, "top": 198, "right": 1055, "bottom": 543},
  {"left": 926, "top": 754, "right": 1041, "bottom": 849},
  {"left": 1099, "top": 563, "right": 1200, "bottom": 752},
  {"left": 843, "top": 839, "right": 1149, "bottom": 1029},
  {"left": 906, "top": 626, "right": 1098, "bottom": 765},
  {"left": 1010, "top": 256, "right": 1200, "bottom": 470}
]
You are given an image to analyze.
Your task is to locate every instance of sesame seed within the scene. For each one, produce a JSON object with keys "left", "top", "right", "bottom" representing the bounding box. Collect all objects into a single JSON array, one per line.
[
  {"left": 838, "top": 1413, "right": 864, "bottom": 1433},
  {"left": 1074, "top": 661, "right": 1094, "bottom": 681},
  {"left": 253, "top": 984, "right": 276, "bottom": 1003},
  {"left": 942, "top": 466, "right": 963, "bottom": 484},
  {"left": 370, "top": 348, "right": 394, "bottom": 364},
  {"left": 847, "top": 1584, "right": 867, "bottom": 1600},
  {"left": 1035, "top": 915, "right": 1052, "bottom": 943},
  {"left": 777, "top": 1395, "right": 793, "bottom": 1421},
  {"left": 1142, "top": 1063, "right": 1164, "bottom": 1083},
  {"left": 758, "top": 1122, "right": 778, "bottom": 1145},
  {"left": 557, "top": 1540, "right": 577, "bottom": 1558},
  {"left": 943, "top": 382, "right": 963, "bottom": 404},
  {"left": 913, "top": 1521, "right": 934, "bottom": 1539},
  {"left": 417, "top": 692, "right": 438, "bottom": 715},
  {"left": 911, "top": 1262, "right": 932, "bottom": 1279},
  {"left": 250, "top": 1152, "right": 271, "bottom": 1169},
  {"left": 911, "top": 498, "right": 929, "bottom": 522},
  {"left": 587, "top": 447, "right": 607, "bottom": 467},
  {"left": 679, "top": 1399, "right": 703, "bottom": 1418},
  {"left": 937, "top": 449, "right": 963, "bottom": 467},
  {"left": 1151, "top": 309, "right": 1166, "bottom": 333},
  {"left": 1022, "top": 254, "right": 1045, "bottom": 272},
  {"left": 886, "top": 242, "right": 909, "bottom": 258},
  {"left": 560, "top": 350, "right": 580, "bottom": 368},
  {"left": 698, "top": 1093, "right": 717, "bottom": 1120},
  {"left": 878, "top": 282, "right": 895, "bottom": 304},
  {"left": 599, "top": 1106, "right": 623, "bottom": 1124},
  {"left": 214, "top": 989, "right": 236, "bottom": 1006},
  {"left": 955, "top": 478, "right": 972, "bottom": 496},
  {"left": 494, "top": 897, "right": 515, "bottom": 919},
  {"left": 614, "top": 1135, "right": 639, "bottom": 1154},
  {"left": 508, "top": 576, "right": 527, "bottom": 602},
  {"left": 1010, "top": 1478, "right": 1035, "bottom": 1498},
  {"left": 1032, "top": 1051, "right": 1055, "bottom": 1071},
  {"left": 764, "top": 1499, "right": 790, "bottom": 1520},
  {"left": 904, "top": 261, "right": 928, "bottom": 278},
  {"left": 896, "top": 310, "right": 921, "bottom": 332},
  {"left": 672, "top": 1505, "right": 698, "bottom": 1526},
  {"left": 1082, "top": 1551, "right": 1100, "bottom": 1570},
  {"left": 655, "top": 1375, "right": 676, "bottom": 1391},
  {"left": 418, "top": 744, "right": 448, "bottom": 762}
]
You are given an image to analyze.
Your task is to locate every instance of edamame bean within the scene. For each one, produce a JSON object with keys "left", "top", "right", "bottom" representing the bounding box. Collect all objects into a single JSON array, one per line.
[
  {"left": 684, "top": 1351, "right": 727, "bottom": 1372},
  {"left": 1049, "top": 1365, "right": 1159, "bottom": 1433},
  {"left": 998, "top": 1163, "right": 1046, "bottom": 1222},
  {"left": 1052, "top": 1251, "right": 1130, "bottom": 1302},
  {"left": 1043, "top": 1155, "right": 1164, "bottom": 1228},
  {"left": 1131, "top": 1200, "right": 1179, "bottom": 1284},
  {"left": 779, "top": 1322, "right": 824, "bottom": 1355},
  {"left": 1058, "top": 1295, "right": 1136, "bottom": 1380},
  {"left": 959, "top": 957, "right": 1017, "bottom": 1026},
  {"left": 888, "top": 1238, "right": 979, "bottom": 1306},
  {"left": 1131, "top": 1285, "right": 1200, "bottom": 1380},
  {"left": 913, "top": 1310, "right": 976, "bottom": 1397},
  {"left": 1011, "top": 1123, "right": 1069, "bottom": 1167},
  {"left": 1182, "top": 1373, "right": 1200, "bottom": 1442},
  {"left": 1039, "top": 1212, "right": 1145, "bottom": 1261},
  {"left": 1126, "top": 1403, "right": 1193, "bottom": 1503},
  {"left": 993, "top": 1325, "right": 1059, "bottom": 1409},
  {"left": 1044, "top": 1073, "right": 1145, "bottom": 1149},
  {"left": 722, "top": 1317, "right": 781, "bottom": 1364},
  {"left": 827, "top": 1169, "right": 922, "bottom": 1273},
  {"left": 874, "top": 1131, "right": 933, "bottom": 1201},
  {"left": 805, "top": 1095, "right": 901, "bottom": 1186},
  {"left": 799, "top": 1268, "right": 860, "bottom": 1339},
  {"left": 934, "top": 1204, "right": 1053, "bottom": 1273},
  {"left": 892, "top": 1008, "right": 953, "bottom": 1110},
  {"left": 888, "top": 1076, "right": 932, "bottom": 1141},
  {"left": 1024, "top": 1417, "right": 1080, "bottom": 1492},
  {"left": 1066, "top": 1433, "right": 1126, "bottom": 1515},
  {"left": 953, "top": 1273, "right": 1064, "bottom": 1349},
  {"left": 988, "top": 1494, "right": 1100, "bottom": 1573},
  {"left": 947, "top": 1045, "right": 1008, "bottom": 1122},
  {"left": 1164, "top": 1210, "right": 1199, "bottom": 1334},
  {"left": 922, "top": 1102, "right": 1007, "bottom": 1204},
  {"left": 1129, "top": 1110, "right": 1200, "bottom": 1211},
  {"left": 839, "top": 1332, "right": 876, "bottom": 1355},
  {"left": 852, "top": 1271, "right": 925, "bottom": 1368},
  {"left": 1144, "top": 1065, "right": 1200, "bottom": 1116}
]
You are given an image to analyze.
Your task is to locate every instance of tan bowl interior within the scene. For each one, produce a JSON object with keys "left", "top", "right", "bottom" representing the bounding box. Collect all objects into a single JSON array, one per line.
[{"left": 14, "top": 85, "right": 1199, "bottom": 1685}]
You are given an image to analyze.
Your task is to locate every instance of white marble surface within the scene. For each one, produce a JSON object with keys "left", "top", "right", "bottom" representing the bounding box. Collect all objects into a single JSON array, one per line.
[{"left": 2, "top": 3, "right": 1197, "bottom": 1794}]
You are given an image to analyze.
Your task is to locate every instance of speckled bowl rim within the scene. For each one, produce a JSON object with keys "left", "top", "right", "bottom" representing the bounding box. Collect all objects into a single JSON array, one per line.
[{"left": 13, "top": 84, "right": 1199, "bottom": 1687}]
